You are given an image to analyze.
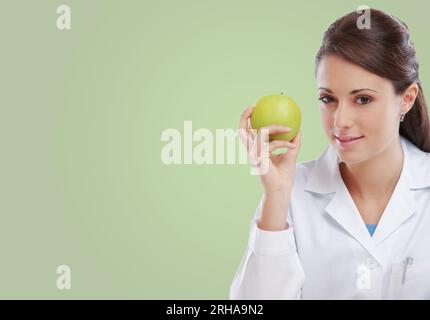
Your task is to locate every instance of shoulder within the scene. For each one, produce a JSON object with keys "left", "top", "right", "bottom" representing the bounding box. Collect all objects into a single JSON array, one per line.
[{"left": 402, "top": 137, "right": 430, "bottom": 189}]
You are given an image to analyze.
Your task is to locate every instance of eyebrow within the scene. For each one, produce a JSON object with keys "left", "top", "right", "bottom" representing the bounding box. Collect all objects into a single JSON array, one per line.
[{"left": 317, "top": 87, "right": 379, "bottom": 94}]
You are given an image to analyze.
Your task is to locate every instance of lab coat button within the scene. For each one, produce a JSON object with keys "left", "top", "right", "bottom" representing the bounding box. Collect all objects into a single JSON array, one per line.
[{"left": 366, "top": 258, "right": 379, "bottom": 269}]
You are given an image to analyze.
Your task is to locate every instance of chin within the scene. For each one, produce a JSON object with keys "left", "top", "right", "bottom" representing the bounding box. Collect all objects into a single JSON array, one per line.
[
  {"left": 331, "top": 145, "right": 363, "bottom": 165},
  {"left": 338, "top": 154, "right": 365, "bottom": 165}
]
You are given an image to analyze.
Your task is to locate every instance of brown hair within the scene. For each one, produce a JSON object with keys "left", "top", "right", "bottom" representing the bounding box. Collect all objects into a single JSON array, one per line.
[{"left": 315, "top": 8, "right": 430, "bottom": 152}]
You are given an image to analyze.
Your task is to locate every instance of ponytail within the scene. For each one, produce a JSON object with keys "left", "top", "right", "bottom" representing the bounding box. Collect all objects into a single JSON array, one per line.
[{"left": 400, "top": 83, "right": 430, "bottom": 152}]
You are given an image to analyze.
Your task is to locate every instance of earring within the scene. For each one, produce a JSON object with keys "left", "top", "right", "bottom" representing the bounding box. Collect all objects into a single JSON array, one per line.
[{"left": 400, "top": 113, "right": 406, "bottom": 122}]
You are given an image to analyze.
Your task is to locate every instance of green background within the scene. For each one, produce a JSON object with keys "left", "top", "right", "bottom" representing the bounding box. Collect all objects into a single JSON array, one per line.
[{"left": 1, "top": 0, "right": 429, "bottom": 299}]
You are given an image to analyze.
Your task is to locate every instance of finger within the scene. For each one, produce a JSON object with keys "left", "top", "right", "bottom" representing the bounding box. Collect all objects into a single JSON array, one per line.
[
  {"left": 249, "top": 137, "right": 264, "bottom": 167},
  {"left": 254, "top": 127, "right": 269, "bottom": 158},
  {"left": 289, "top": 130, "right": 302, "bottom": 150},
  {"left": 238, "top": 105, "right": 255, "bottom": 151},
  {"left": 277, "top": 130, "right": 302, "bottom": 164},
  {"left": 247, "top": 118, "right": 257, "bottom": 139},
  {"left": 237, "top": 127, "right": 254, "bottom": 152},
  {"left": 239, "top": 105, "right": 254, "bottom": 131},
  {"left": 257, "top": 124, "right": 292, "bottom": 136},
  {"left": 268, "top": 140, "right": 297, "bottom": 153}
]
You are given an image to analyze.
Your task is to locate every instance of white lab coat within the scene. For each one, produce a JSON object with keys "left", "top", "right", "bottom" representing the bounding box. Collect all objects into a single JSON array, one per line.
[{"left": 229, "top": 136, "right": 430, "bottom": 299}]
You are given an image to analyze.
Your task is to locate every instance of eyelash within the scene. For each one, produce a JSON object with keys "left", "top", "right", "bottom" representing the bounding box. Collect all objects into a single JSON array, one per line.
[{"left": 318, "top": 95, "right": 373, "bottom": 105}]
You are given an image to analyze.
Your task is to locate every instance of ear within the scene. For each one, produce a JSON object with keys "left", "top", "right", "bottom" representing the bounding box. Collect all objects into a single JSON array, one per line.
[{"left": 400, "top": 83, "right": 419, "bottom": 115}]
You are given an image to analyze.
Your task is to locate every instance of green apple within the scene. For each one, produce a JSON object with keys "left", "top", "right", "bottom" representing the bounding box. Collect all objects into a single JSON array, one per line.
[{"left": 250, "top": 93, "right": 301, "bottom": 141}]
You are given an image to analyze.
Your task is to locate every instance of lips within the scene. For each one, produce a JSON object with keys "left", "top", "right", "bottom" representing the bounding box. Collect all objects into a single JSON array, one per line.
[{"left": 335, "top": 135, "right": 363, "bottom": 142}]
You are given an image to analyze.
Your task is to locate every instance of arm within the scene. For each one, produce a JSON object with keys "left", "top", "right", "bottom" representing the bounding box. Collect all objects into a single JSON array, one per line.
[{"left": 229, "top": 197, "right": 305, "bottom": 300}]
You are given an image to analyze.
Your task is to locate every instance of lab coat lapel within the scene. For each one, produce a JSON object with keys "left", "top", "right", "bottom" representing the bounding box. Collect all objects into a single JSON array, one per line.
[
  {"left": 324, "top": 165, "right": 375, "bottom": 252},
  {"left": 304, "top": 136, "right": 430, "bottom": 265},
  {"left": 305, "top": 143, "right": 375, "bottom": 251},
  {"left": 371, "top": 137, "right": 417, "bottom": 246},
  {"left": 371, "top": 174, "right": 415, "bottom": 246}
]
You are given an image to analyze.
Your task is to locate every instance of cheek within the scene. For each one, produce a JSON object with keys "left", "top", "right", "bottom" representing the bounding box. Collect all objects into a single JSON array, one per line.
[
  {"left": 320, "top": 107, "right": 333, "bottom": 131},
  {"left": 364, "top": 102, "right": 398, "bottom": 134}
]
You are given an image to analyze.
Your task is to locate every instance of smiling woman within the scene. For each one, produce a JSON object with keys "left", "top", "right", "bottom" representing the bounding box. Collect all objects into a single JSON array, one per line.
[
  {"left": 230, "top": 8, "right": 430, "bottom": 300},
  {"left": 315, "top": 9, "right": 430, "bottom": 153},
  {"left": 313, "top": 9, "right": 430, "bottom": 225}
]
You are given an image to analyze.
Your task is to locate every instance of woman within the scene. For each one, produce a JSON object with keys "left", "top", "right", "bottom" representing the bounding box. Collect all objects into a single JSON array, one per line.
[{"left": 230, "top": 8, "right": 430, "bottom": 299}]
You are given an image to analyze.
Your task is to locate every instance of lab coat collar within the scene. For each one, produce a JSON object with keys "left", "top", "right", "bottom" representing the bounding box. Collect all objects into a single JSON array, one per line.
[
  {"left": 304, "top": 136, "right": 430, "bottom": 194},
  {"left": 303, "top": 136, "right": 430, "bottom": 261}
]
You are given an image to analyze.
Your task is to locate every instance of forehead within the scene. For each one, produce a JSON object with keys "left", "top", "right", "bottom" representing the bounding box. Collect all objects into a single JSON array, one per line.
[{"left": 316, "top": 55, "right": 393, "bottom": 93}]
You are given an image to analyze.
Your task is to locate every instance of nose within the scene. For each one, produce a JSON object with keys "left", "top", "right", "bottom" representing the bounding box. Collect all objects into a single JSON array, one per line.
[{"left": 333, "top": 102, "right": 353, "bottom": 129}]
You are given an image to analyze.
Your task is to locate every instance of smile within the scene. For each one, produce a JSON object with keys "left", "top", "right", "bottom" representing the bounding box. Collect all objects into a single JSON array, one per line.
[{"left": 335, "top": 136, "right": 364, "bottom": 148}]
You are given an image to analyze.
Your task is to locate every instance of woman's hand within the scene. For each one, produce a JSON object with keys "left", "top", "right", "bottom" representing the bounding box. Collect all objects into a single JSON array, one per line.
[{"left": 238, "top": 105, "right": 302, "bottom": 196}]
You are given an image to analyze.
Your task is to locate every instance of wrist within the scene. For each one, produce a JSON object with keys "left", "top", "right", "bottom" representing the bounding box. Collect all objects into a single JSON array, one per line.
[{"left": 264, "top": 188, "right": 291, "bottom": 200}]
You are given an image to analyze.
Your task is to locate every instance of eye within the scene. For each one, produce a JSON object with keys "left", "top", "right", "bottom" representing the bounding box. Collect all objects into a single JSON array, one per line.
[
  {"left": 318, "top": 95, "right": 336, "bottom": 104},
  {"left": 355, "top": 96, "right": 372, "bottom": 105}
]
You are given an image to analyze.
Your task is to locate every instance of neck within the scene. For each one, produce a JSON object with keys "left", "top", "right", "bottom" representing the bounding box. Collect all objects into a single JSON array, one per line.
[{"left": 339, "top": 136, "right": 404, "bottom": 199}]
